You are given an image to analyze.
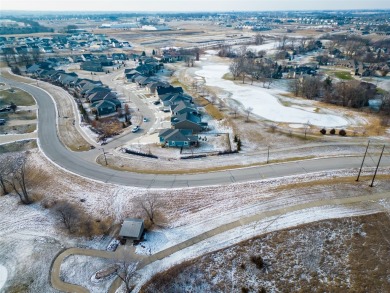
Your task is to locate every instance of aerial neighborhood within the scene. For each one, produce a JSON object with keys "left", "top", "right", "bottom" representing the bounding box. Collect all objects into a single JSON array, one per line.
[{"left": 0, "top": 6, "right": 390, "bottom": 293}]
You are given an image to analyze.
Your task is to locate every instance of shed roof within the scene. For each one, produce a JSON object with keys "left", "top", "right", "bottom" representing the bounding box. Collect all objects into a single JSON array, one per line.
[{"left": 119, "top": 218, "right": 144, "bottom": 240}]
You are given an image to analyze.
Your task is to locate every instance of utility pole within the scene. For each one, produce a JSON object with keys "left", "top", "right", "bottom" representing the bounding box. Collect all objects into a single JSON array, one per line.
[
  {"left": 369, "top": 145, "right": 385, "bottom": 187},
  {"left": 356, "top": 140, "right": 370, "bottom": 182},
  {"left": 101, "top": 148, "right": 108, "bottom": 165}
]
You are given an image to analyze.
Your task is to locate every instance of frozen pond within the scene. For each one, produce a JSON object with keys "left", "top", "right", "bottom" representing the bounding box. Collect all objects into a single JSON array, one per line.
[
  {"left": 196, "top": 65, "right": 349, "bottom": 127},
  {"left": 0, "top": 264, "right": 7, "bottom": 291}
]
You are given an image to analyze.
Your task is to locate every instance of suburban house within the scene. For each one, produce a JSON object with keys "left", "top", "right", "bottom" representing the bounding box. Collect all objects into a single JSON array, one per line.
[
  {"left": 171, "top": 100, "right": 199, "bottom": 116},
  {"left": 119, "top": 218, "right": 145, "bottom": 243},
  {"left": 145, "top": 81, "right": 169, "bottom": 95},
  {"left": 123, "top": 53, "right": 208, "bottom": 148},
  {"left": 91, "top": 99, "right": 120, "bottom": 116},
  {"left": 159, "top": 92, "right": 192, "bottom": 107},
  {"left": 112, "top": 53, "right": 128, "bottom": 60},
  {"left": 159, "top": 128, "right": 199, "bottom": 148},
  {"left": 125, "top": 69, "right": 140, "bottom": 81},
  {"left": 80, "top": 60, "right": 103, "bottom": 72},
  {"left": 88, "top": 91, "right": 117, "bottom": 103},
  {"left": 156, "top": 85, "right": 183, "bottom": 100},
  {"left": 171, "top": 112, "right": 208, "bottom": 133}
]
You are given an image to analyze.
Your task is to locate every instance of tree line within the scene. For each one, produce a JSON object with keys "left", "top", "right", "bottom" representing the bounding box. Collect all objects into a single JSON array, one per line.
[
  {"left": 227, "top": 45, "right": 282, "bottom": 87},
  {"left": 0, "top": 17, "right": 53, "bottom": 35}
]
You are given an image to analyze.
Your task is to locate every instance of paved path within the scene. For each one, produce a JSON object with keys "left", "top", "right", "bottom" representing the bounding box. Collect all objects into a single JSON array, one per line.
[
  {"left": 51, "top": 246, "right": 145, "bottom": 293},
  {"left": 50, "top": 191, "right": 390, "bottom": 293}
]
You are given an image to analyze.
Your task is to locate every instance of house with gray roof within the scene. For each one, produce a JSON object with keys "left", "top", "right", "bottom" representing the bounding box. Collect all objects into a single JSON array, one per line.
[
  {"left": 171, "top": 100, "right": 199, "bottom": 116},
  {"left": 171, "top": 112, "right": 208, "bottom": 133},
  {"left": 159, "top": 129, "right": 198, "bottom": 148},
  {"left": 91, "top": 99, "right": 119, "bottom": 116}
]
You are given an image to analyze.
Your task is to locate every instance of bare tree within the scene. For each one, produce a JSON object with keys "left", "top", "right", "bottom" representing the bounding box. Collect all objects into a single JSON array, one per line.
[
  {"left": 0, "top": 154, "right": 13, "bottom": 195},
  {"left": 279, "top": 35, "right": 289, "bottom": 50},
  {"left": 229, "top": 58, "right": 242, "bottom": 80},
  {"left": 114, "top": 248, "right": 138, "bottom": 293},
  {"left": 245, "top": 107, "right": 253, "bottom": 122},
  {"left": 301, "top": 76, "right": 322, "bottom": 100},
  {"left": 380, "top": 92, "right": 390, "bottom": 115},
  {"left": 54, "top": 201, "right": 81, "bottom": 233},
  {"left": 231, "top": 105, "right": 239, "bottom": 118},
  {"left": 7, "top": 152, "right": 32, "bottom": 204},
  {"left": 139, "top": 193, "right": 160, "bottom": 225},
  {"left": 255, "top": 33, "right": 264, "bottom": 45}
]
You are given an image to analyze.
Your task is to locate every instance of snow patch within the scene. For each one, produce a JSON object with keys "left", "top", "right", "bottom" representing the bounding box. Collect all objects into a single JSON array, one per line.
[
  {"left": 0, "top": 264, "right": 7, "bottom": 291},
  {"left": 196, "top": 64, "right": 349, "bottom": 127}
]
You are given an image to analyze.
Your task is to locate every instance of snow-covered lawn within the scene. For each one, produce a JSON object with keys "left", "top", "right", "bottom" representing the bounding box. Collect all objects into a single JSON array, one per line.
[
  {"left": 60, "top": 255, "right": 113, "bottom": 293},
  {"left": 1, "top": 149, "right": 389, "bottom": 292},
  {"left": 196, "top": 64, "right": 349, "bottom": 127},
  {"left": 140, "top": 213, "right": 390, "bottom": 293},
  {"left": 0, "top": 264, "right": 7, "bottom": 291}
]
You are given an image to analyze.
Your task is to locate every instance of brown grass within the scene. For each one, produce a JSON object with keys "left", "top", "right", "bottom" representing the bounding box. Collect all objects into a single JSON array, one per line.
[
  {"left": 204, "top": 103, "right": 224, "bottom": 120},
  {"left": 272, "top": 174, "right": 390, "bottom": 193},
  {"left": 96, "top": 154, "right": 320, "bottom": 175},
  {"left": 141, "top": 213, "right": 390, "bottom": 293}
]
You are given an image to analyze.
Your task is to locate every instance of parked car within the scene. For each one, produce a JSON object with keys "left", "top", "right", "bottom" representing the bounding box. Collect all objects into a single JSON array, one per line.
[
  {"left": 143, "top": 117, "right": 148, "bottom": 122},
  {"left": 153, "top": 100, "right": 160, "bottom": 105},
  {"left": 0, "top": 106, "right": 11, "bottom": 113},
  {"left": 131, "top": 125, "right": 140, "bottom": 133},
  {"left": 0, "top": 119, "right": 6, "bottom": 125}
]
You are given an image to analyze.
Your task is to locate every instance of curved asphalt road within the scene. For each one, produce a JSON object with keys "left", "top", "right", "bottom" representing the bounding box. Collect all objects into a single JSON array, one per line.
[{"left": 1, "top": 76, "right": 389, "bottom": 188}]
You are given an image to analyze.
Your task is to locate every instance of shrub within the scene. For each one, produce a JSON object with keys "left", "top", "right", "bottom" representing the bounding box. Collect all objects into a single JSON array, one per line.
[
  {"left": 330, "top": 128, "right": 336, "bottom": 135},
  {"left": 250, "top": 255, "right": 264, "bottom": 270},
  {"left": 339, "top": 129, "right": 347, "bottom": 136},
  {"left": 240, "top": 262, "right": 246, "bottom": 270},
  {"left": 241, "top": 288, "right": 249, "bottom": 293},
  {"left": 320, "top": 128, "right": 326, "bottom": 135},
  {"left": 237, "top": 139, "right": 242, "bottom": 151}
]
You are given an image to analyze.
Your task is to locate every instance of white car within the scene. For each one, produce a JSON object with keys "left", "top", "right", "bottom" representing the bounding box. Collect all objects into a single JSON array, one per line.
[
  {"left": 132, "top": 125, "right": 140, "bottom": 133},
  {"left": 143, "top": 117, "right": 148, "bottom": 122}
]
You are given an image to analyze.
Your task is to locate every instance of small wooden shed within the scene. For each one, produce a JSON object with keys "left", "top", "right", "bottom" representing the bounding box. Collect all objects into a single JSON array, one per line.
[{"left": 119, "top": 218, "right": 144, "bottom": 243}]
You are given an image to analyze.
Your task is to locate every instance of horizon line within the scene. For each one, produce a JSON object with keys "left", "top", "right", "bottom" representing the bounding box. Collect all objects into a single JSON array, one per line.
[{"left": 2, "top": 8, "right": 390, "bottom": 13}]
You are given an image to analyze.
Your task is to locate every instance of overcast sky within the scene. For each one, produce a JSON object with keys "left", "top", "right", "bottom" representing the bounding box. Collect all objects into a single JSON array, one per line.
[{"left": 1, "top": 0, "right": 390, "bottom": 12}]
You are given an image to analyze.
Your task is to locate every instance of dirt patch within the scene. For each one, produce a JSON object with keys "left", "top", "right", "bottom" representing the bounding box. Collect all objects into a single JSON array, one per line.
[{"left": 141, "top": 212, "right": 390, "bottom": 293}]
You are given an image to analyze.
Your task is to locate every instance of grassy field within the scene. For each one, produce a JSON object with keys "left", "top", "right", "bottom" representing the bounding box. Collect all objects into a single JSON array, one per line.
[
  {"left": 0, "top": 110, "right": 37, "bottom": 120},
  {"left": 0, "top": 124, "right": 36, "bottom": 134},
  {"left": 0, "top": 139, "right": 37, "bottom": 153},
  {"left": 334, "top": 71, "right": 353, "bottom": 80},
  {"left": 141, "top": 212, "right": 390, "bottom": 293},
  {"left": 0, "top": 88, "right": 35, "bottom": 107}
]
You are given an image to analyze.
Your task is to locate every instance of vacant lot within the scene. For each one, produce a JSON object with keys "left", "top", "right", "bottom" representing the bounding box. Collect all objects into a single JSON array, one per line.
[
  {"left": 142, "top": 212, "right": 390, "bottom": 293},
  {"left": 0, "top": 110, "right": 37, "bottom": 121},
  {"left": 0, "top": 123, "right": 36, "bottom": 135},
  {"left": 0, "top": 140, "right": 37, "bottom": 153},
  {"left": 0, "top": 88, "right": 35, "bottom": 107}
]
